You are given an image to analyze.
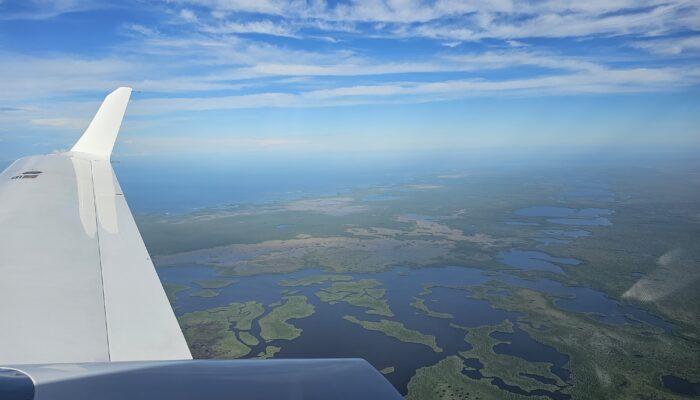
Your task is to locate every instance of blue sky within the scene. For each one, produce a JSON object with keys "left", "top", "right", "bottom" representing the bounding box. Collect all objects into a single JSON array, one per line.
[{"left": 0, "top": 0, "right": 699, "bottom": 159}]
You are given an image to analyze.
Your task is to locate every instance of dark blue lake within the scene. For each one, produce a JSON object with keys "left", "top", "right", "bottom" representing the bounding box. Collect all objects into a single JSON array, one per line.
[
  {"left": 497, "top": 249, "right": 581, "bottom": 274},
  {"left": 662, "top": 375, "right": 700, "bottom": 397},
  {"left": 514, "top": 206, "right": 614, "bottom": 227}
]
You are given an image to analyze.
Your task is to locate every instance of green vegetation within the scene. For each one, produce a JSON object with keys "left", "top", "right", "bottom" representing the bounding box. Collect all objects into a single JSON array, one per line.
[
  {"left": 316, "top": 279, "right": 394, "bottom": 317},
  {"left": 459, "top": 320, "right": 566, "bottom": 392},
  {"left": 190, "top": 289, "right": 219, "bottom": 298},
  {"left": 407, "top": 356, "right": 539, "bottom": 400},
  {"left": 411, "top": 297, "right": 453, "bottom": 319},
  {"left": 178, "top": 301, "right": 265, "bottom": 358},
  {"left": 238, "top": 331, "right": 259, "bottom": 346},
  {"left": 163, "top": 283, "right": 188, "bottom": 304},
  {"left": 258, "top": 295, "right": 315, "bottom": 342},
  {"left": 279, "top": 274, "right": 352, "bottom": 286},
  {"left": 155, "top": 234, "right": 454, "bottom": 277},
  {"left": 380, "top": 366, "right": 395, "bottom": 375},
  {"left": 467, "top": 282, "right": 700, "bottom": 399},
  {"left": 343, "top": 315, "right": 442, "bottom": 352},
  {"left": 257, "top": 345, "right": 282, "bottom": 359},
  {"left": 406, "top": 316, "right": 565, "bottom": 399},
  {"left": 196, "top": 279, "right": 237, "bottom": 289}
]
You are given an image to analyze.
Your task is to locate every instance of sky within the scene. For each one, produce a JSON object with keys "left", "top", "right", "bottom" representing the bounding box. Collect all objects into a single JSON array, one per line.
[{"left": 0, "top": 0, "right": 699, "bottom": 160}]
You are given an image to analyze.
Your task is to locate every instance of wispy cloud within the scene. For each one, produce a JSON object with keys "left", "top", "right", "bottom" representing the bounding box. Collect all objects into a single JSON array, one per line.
[
  {"left": 167, "top": 0, "right": 700, "bottom": 41},
  {"left": 202, "top": 19, "right": 300, "bottom": 38},
  {"left": 0, "top": 0, "right": 106, "bottom": 20},
  {"left": 0, "top": 0, "right": 699, "bottom": 153},
  {"left": 30, "top": 117, "right": 88, "bottom": 130},
  {"left": 122, "top": 64, "right": 697, "bottom": 115},
  {"left": 119, "top": 135, "right": 312, "bottom": 155},
  {"left": 632, "top": 35, "right": 700, "bottom": 55}
]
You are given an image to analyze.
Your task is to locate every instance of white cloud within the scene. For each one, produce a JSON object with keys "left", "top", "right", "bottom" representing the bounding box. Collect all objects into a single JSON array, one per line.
[
  {"left": 167, "top": 0, "right": 700, "bottom": 42},
  {"left": 2, "top": 41, "right": 697, "bottom": 126},
  {"left": 121, "top": 23, "right": 160, "bottom": 37},
  {"left": 30, "top": 117, "right": 87, "bottom": 130},
  {"left": 506, "top": 40, "right": 527, "bottom": 47},
  {"left": 113, "top": 64, "right": 698, "bottom": 115},
  {"left": 119, "top": 135, "right": 311, "bottom": 154},
  {"left": 166, "top": 0, "right": 288, "bottom": 15},
  {"left": 442, "top": 41, "right": 462, "bottom": 48},
  {"left": 202, "top": 20, "right": 299, "bottom": 38},
  {"left": 179, "top": 8, "right": 198, "bottom": 23},
  {"left": 6, "top": 0, "right": 700, "bottom": 42},
  {"left": 632, "top": 35, "right": 700, "bottom": 55},
  {"left": 0, "top": 0, "right": 105, "bottom": 20},
  {"left": 1, "top": 0, "right": 699, "bottom": 132}
]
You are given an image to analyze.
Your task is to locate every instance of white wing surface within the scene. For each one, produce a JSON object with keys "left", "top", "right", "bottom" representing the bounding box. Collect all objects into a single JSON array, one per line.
[{"left": 0, "top": 87, "right": 192, "bottom": 365}]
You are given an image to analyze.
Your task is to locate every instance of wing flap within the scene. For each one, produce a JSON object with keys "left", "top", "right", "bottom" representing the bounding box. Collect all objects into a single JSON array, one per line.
[{"left": 94, "top": 160, "right": 191, "bottom": 361}]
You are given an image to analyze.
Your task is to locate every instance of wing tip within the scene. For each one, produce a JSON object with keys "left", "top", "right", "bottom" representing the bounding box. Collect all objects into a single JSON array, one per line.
[{"left": 70, "top": 87, "right": 133, "bottom": 158}]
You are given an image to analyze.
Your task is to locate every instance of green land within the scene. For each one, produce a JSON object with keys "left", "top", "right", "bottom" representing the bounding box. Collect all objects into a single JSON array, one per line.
[
  {"left": 196, "top": 279, "right": 237, "bottom": 289},
  {"left": 178, "top": 301, "right": 265, "bottom": 358},
  {"left": 258, "top": 295, "right": 315, "bottom": 342},
  {"left": 238, "top": 331, "right": 259, "bottom": 346},
  {"left": 163, "top": 283, "right": 188, "bottom": 304},
  {"left": 257, "top": 345, "right": 282, "bottom": 359},
  {"left": 190, "top": 289, "right": 220, "bottom": 298},
  {"left": 343, "top": 315, "right": 442, "bottom": 352},
  {"left": 458, "top": 320, "right": 566, "bottom": 392},
  {"left": 316, "top": 279, "right": 394, "bottom": 317},
  {"left": 411, "top": 297, "right": 453, "bottom": 319},
  {"left": 380, "top": 366, "right": 395, "bottom": 375},
  {"left": 408, "top": 281, "right": 700, "bottom": 399},
  {"left": 467, "top": 282, "right": 700, "bottom": 399},
  {"left": 407, "top": 356, "right": 546, "bottom": 400},
  {"left": 279, "top": 274, "right": 352, "bottom": 286}
]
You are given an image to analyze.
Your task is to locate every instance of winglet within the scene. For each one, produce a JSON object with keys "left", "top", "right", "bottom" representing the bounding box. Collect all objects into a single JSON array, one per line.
[{"left": 71, "top": 87, "right": 132, "bottom": 158}]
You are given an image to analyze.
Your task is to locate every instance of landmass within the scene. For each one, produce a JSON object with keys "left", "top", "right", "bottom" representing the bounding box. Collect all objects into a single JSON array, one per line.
[
  {"left": 279, "top": 274, "right": 352, "bottom": 286},
  {"left": 257, "top": 345, "right": 282, "bottom": 359},
  {"left": 411, "top": 297, "right": 453, "bottom": 319},
  {"left": 407, "top": 356, "right": 544, "bottom": 400},
  {"left": 380, "top": 366, "right": 395, "bottom": 375},
  {"left": 464, "top": 282, "right": 700, "bottom": 399},
  {"left": 343, "top": 315, "right": 442, "bottom": 352},
  {"left": 458, "top": 320, "right": 566, "bottom": 393},
  {"left": 154, "top": 235, "right": 456, "bottom": 276},
  {"left": 238, "top": 331, "right": 259, "bottom": 346},
  {"left": 196, "top": 279, "right": 237, "bottom": 289},
  {"left": 178, "top": 301, "right": 264, "bottom": 358},
  {"left": 316, "top": 279, "right": 394, "bottom": 317},
  {"left": 258, "top": 295, "right": 315, "bottom": 342},
  {"left": 163, "top": 283, "right": 188, "bottom": 304},
  {"left": 190, "top": 289, "right": 219, "bottom": 298}
]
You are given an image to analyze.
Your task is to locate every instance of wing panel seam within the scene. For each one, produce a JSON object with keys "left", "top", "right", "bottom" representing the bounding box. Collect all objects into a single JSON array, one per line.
[{"left": 89, "top": 159, "right": 111, "bottom": 361}]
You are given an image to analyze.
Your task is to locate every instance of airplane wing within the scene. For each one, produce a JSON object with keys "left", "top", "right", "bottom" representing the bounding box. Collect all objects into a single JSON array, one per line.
[
  {"left": 0, "top": 88, "right": 403, "bottom": 399},
  {"left": 0, "top": 87, "right": 191, "bottom": 364}
]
